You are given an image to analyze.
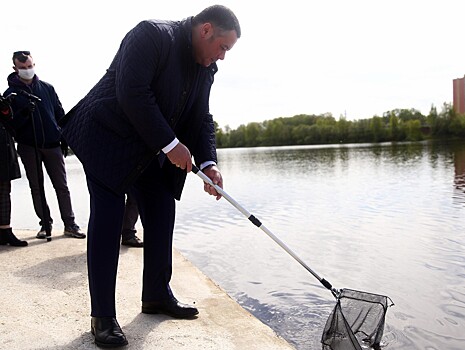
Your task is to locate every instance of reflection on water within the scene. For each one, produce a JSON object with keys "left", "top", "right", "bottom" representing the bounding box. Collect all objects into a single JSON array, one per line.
[
  {"left": 10, "top": 140, "right": 465, "bottom": 350},
  {"left": 454, "top": 144, "right": 465, "bottom": 202}
]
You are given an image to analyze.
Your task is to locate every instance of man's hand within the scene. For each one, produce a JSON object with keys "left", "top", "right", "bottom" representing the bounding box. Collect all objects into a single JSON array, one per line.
[
  {"left": 166, "top": 142, "right": 192, "bottom": 172},
  {"left": 60, "top": 139, "right": 69, "bottom": 157},
  {"left": 27, "top": 101, "right": 36, "bottom": 113},
  {"left": 0, "top": 96, "right": 12, "bottom": 120},
  {"left": 202, "top": 165, "right": 223, "bottom": 200},
  {"left": 21, "top": 101, "right": 35, "bottom": 117}
]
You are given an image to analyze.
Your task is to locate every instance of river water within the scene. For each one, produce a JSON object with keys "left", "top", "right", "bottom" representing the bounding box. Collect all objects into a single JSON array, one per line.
[{"left": 11, "top": 140, "right": 465, "bottom": 350}]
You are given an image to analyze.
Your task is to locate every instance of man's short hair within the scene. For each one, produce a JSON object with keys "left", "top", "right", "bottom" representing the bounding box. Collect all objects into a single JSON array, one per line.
[
  {"left": 12, "top": 51, "right": 31, "bottom": 64},
  {"left": 193, "top": 5, "right": 241, "bottom": 38}
]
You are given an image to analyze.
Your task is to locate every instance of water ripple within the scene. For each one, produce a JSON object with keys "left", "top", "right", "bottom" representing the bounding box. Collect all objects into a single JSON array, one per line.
[{"left": 10, "top": 141, "right": 465, "bottom": 350}]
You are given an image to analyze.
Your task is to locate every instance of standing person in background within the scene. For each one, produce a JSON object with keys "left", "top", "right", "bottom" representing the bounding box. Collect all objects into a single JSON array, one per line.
[
  {"left": 0, "top": 94, "right": 27, "bottom": 247},
  {"left": 60, "top": 5, "right": 240, "bottom": 347},
  {"left": 121, "top": 191, "right": 144, "bottom": 248},
  {"left": 3, "top": 51, "right": 85, "bottom": 240}
]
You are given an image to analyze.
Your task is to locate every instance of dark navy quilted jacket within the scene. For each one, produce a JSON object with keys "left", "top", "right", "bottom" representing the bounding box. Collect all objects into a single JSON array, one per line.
[{"left": 61, "top": 17, "right": 218, "bottom": 198}]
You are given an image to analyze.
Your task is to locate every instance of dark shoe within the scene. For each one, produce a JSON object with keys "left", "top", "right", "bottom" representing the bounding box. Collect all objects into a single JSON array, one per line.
[
  {"left": 64, "top": 224, "right": 86, "bottom": 239},
  {"left": 121, "top": 235, "right": 144, "bottom": 248},
  {"left": 0, "top": 228, "right": 28, "bottom": 247},
  {"left": 91, "top": 317, "right": 128, "bottom": 348},
  {"left": 142, "top": 296, "right": 199, "bottom": 319},
  {"left": 36, "top": 225, "right": 52, "bottom": 239}
]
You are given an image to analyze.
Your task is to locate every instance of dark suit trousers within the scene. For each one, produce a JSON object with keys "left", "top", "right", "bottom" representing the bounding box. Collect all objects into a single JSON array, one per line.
[{"left": 86, "top": 161, "right": 175, "bottom": 317}]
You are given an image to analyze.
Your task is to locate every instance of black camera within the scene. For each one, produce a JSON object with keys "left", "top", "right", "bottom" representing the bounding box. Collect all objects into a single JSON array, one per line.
[{"left": 0, "top": 92, "right": 17, "bottom": 120}]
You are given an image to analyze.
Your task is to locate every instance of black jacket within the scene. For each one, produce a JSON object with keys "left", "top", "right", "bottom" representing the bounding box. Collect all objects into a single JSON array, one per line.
[
  {"left": 4, "top": 74, "right": 65, "bottom": 149},
  {"left": 0, "top": 122, "right": 21, "bottom": 182},
  {"left": 61, "top": 17, "right": 218, "bottom": 198}
]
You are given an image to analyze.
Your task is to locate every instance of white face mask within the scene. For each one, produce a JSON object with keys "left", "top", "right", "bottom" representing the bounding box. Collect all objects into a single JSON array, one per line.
[{"left": 17, "top": 68, "right": 35, "bottom": 80}]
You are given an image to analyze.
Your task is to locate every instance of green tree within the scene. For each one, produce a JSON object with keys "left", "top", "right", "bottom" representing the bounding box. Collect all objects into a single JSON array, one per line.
[
  {"left": 402, "top": 120, "right": 423, "bottom": 141},
  {"left": 388, "top": 113, "right": 401, "bottom": 141},
  {"left": 427, "top": 105, "right": 439, "bottom": 136},
  {"left": 244, "top": 122, "right": 263, "bottom": 147},
  {"left": 215, "top": 103, "right": 464, "bottom": 148},
  {"left": 370, "top": 116, "right": 385, "bottom": 142},
  {"left": 337, "top": 116, "right": 351, "bottom": 143},
  {"left": 228, "top": 125, "right": 247, "bottom": 147}
]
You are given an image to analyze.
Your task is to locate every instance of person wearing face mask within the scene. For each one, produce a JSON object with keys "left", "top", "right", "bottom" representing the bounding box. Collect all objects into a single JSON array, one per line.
[{"left": 3, "top": 51, "right": 85, "bottom": 240}]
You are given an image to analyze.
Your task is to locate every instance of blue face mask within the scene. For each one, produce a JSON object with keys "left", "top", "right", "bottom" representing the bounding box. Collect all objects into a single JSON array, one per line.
[{"left": 18, "top": 68, "right": 35, "bottom": 80}]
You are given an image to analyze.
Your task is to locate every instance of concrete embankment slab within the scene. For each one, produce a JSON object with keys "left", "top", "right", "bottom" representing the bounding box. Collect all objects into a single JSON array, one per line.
[{"left": 0, "top": 230, "right": 295, "bottom": 349}]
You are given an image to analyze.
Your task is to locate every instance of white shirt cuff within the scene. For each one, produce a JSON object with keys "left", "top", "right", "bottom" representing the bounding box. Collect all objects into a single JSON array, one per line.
[
  {"left": 200, "top": 161, "right": 216, "bottom": 170},
  {"left": 162, "top": 138, "right": 179, "bottom": 153}
]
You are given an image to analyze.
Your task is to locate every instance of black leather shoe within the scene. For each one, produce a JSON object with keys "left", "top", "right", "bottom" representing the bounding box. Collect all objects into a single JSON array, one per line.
[
  {"left": 121, "top": 236, "right": 144, "bottom": 248},
  {"left": 91, "top": 317, "right": 128, "bottom": 348},
  {"left": 0, "top": 228, "right": 28, "bottom": 247},
  {"left": 142, "top": 296, "right": 199, "bottom": 319}
]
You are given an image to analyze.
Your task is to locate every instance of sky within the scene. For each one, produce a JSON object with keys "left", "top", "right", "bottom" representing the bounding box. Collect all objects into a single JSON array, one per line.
[{"left": 1, "top": 0, "right": 464, "bottom": 129}]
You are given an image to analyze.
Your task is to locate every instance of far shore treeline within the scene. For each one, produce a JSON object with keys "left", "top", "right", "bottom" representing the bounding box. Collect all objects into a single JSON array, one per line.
[{"left": 215, "top": 102, "right": 465, "bottom": 148}]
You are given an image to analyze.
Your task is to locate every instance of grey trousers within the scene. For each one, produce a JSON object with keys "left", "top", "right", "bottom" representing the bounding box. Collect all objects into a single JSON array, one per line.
[
  {"left": 16, "top": 143, "right": 76, "bottom": 228},
  {"left": 121, "top": 190, "right": 139, "bottom": 240}
]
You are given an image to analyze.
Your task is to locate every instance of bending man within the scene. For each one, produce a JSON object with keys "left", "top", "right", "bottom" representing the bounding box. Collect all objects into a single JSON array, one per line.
[{"left": 61, "top": 5, "right": 240, "bottom": 348}]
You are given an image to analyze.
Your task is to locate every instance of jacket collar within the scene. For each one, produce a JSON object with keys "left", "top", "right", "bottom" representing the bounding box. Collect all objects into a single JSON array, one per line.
[
  {"left": 7, "top": 72, "right": 38, "bottom": 88},
  {"left": 181, "top": 16, "right": 193, "bottom": 50}
]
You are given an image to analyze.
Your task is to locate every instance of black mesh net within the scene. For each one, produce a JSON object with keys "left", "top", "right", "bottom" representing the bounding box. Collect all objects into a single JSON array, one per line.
[{"left": 321, "top": 288, "right": 393, "bottom": 350}]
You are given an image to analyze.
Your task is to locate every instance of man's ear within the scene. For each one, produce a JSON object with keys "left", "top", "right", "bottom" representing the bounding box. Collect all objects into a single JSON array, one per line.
[{"left": 200, "top": 23, "right": 214, "bottom": 39}]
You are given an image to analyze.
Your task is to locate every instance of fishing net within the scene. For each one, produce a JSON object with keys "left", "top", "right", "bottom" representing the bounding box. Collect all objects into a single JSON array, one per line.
[
  {"left": 191, "top": 166, "right": 394, "bottom": 350},
  {"left": 321, "top": 289, "right": 394, "bottom": 350}
]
